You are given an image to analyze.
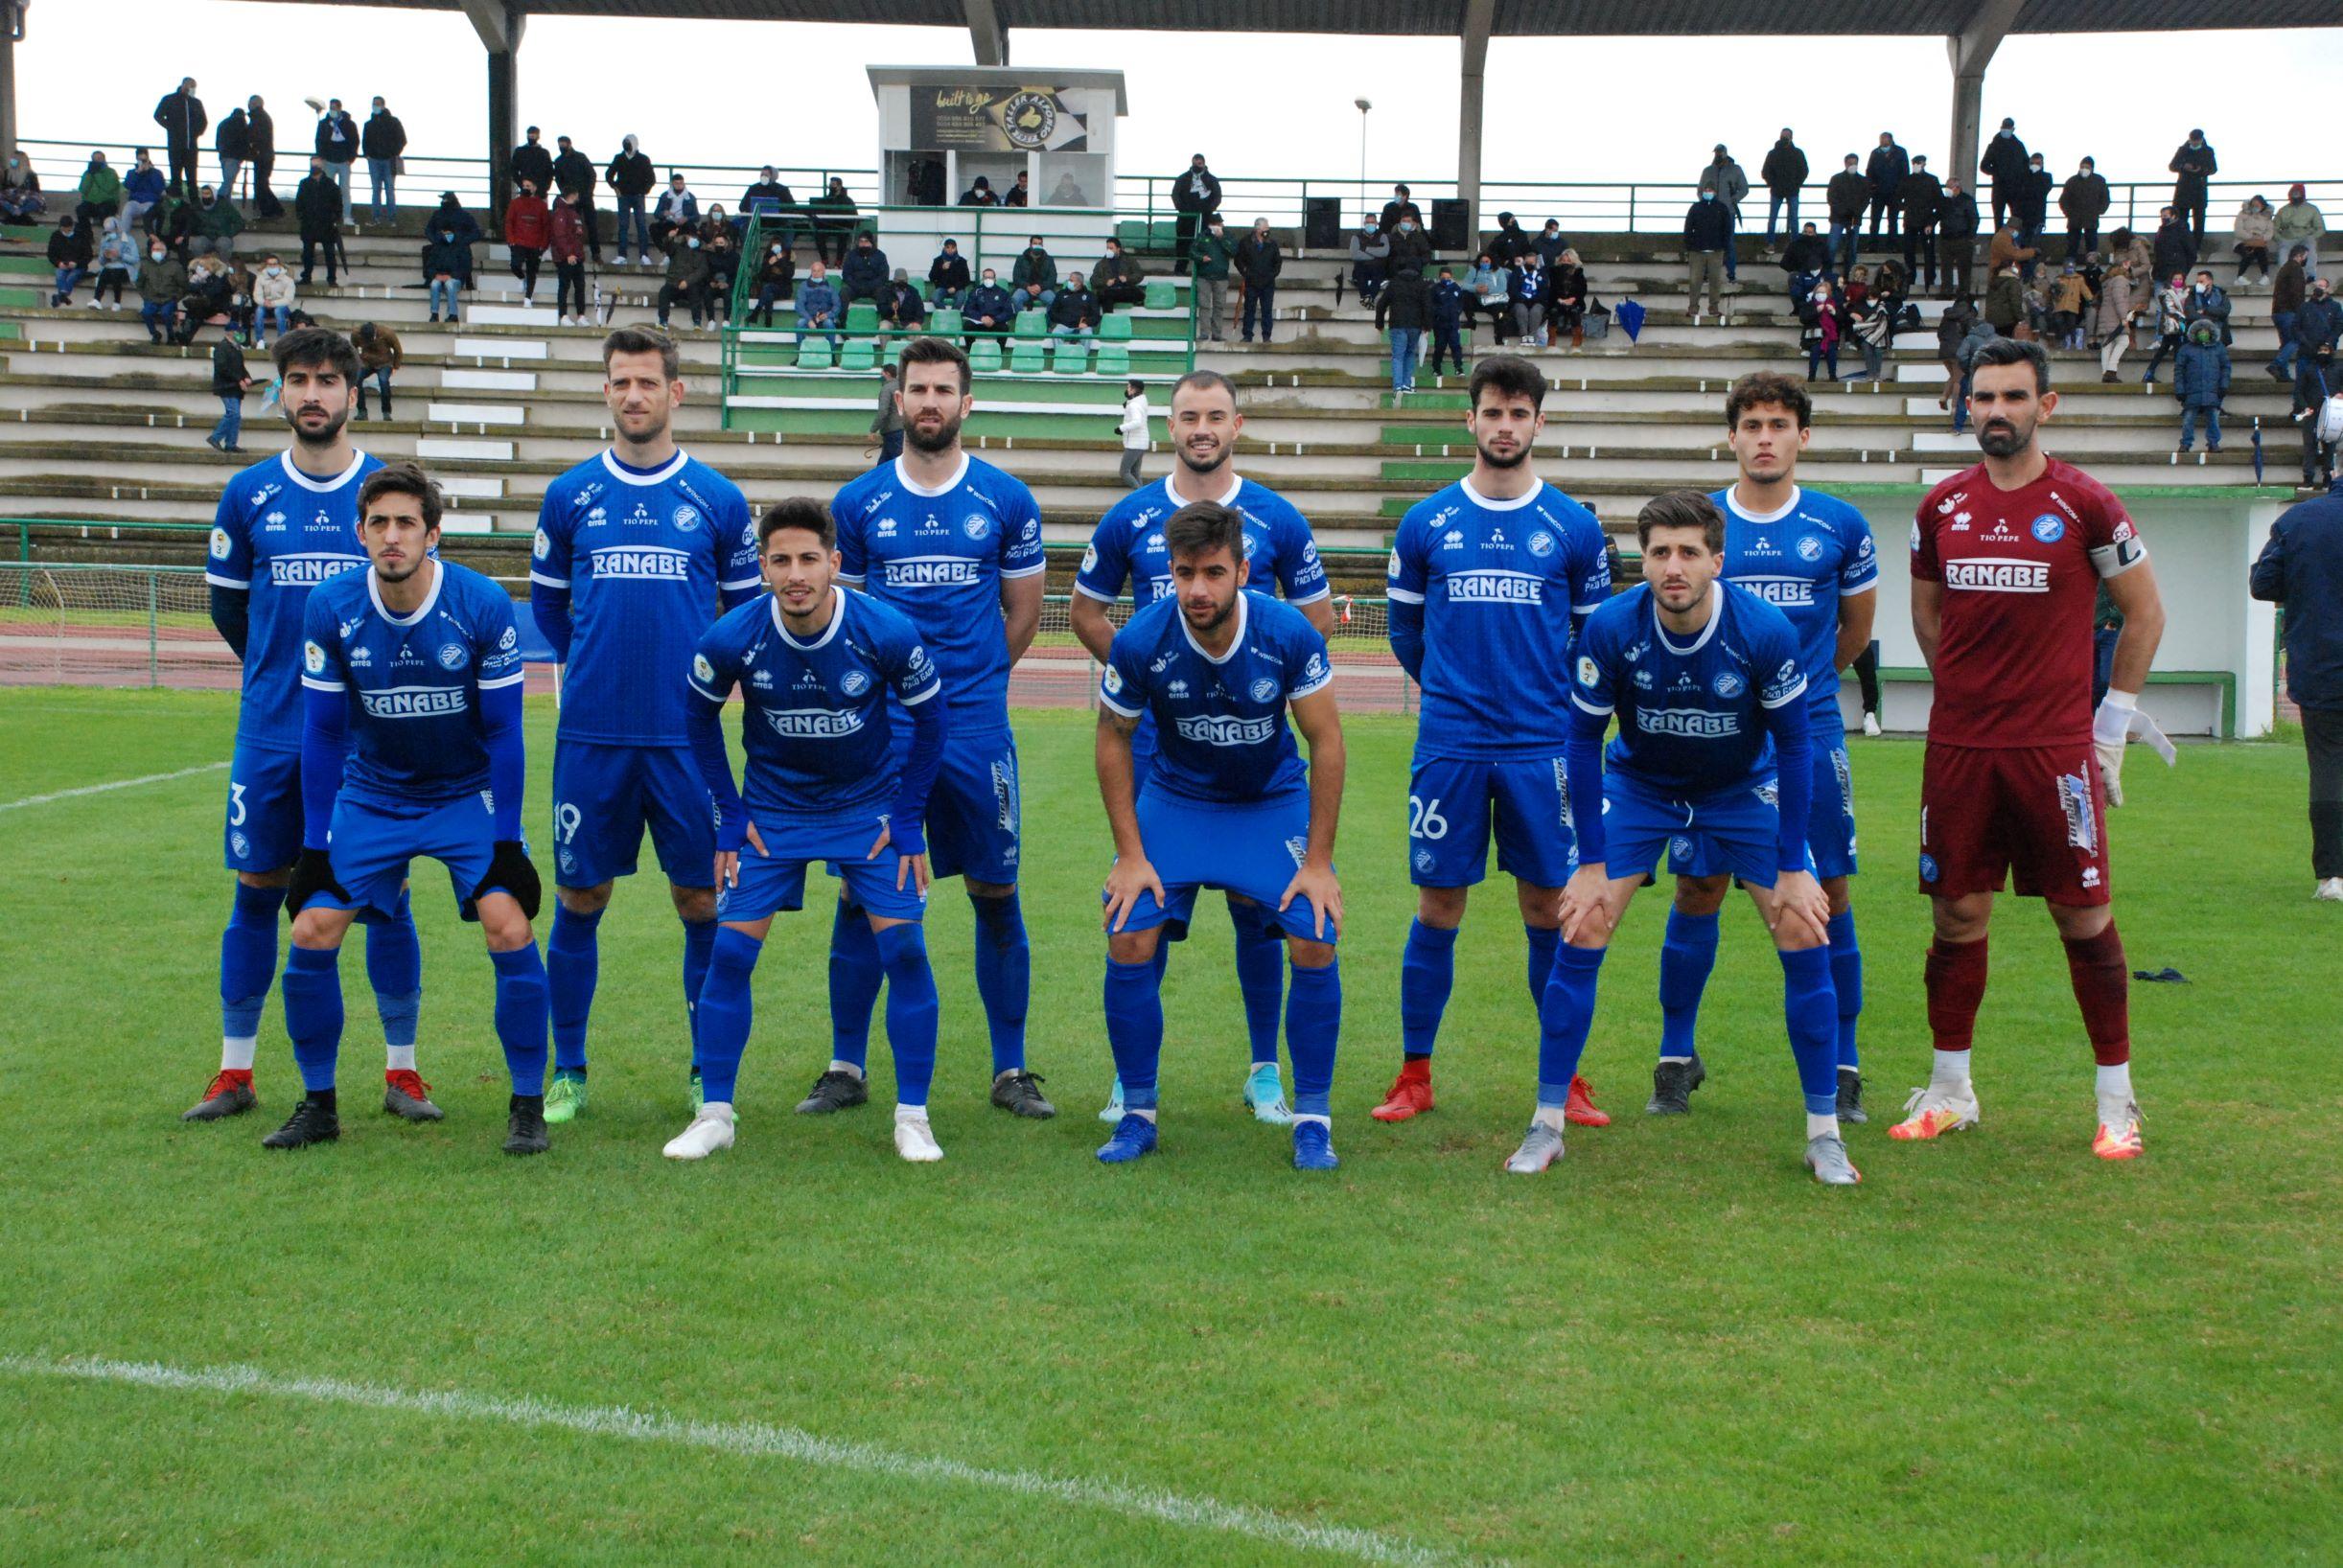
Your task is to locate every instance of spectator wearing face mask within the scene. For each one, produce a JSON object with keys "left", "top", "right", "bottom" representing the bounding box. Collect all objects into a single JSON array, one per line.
[
  {"left": 503, "top": 179, "right": 550, "bottom": 304},
  {"left": 2234, "top": 196, "right": 2278, "bottom": 286},
  {"left": 928, "top": 240, "right": 970, "bottom": 309},
  {"left": 2275, "top": 185, "right": 2327, "bottom": 284},
  {"left": 552, "top": 134, "right": 601, "bottom": 265},
  {"left": 2152, "top": 207, "right": 2195, "bottom": 292},
  {"left": 2017, "top": 151, "right": 2053, "bottom": 259},
  {"left": 1170, "top": 153, "right": 1221, "bottom": 277},
  {"left": 122, "top": 150, "right": 166, "bottom": 232},
  {"left": 751, "top": 235, "right": 796, "bottom": 328},
  {"left": 421, "top": 205, "right": 476, "bottom": 323},
  {"left": 137, "top": 238, "right": 186, "bottom": 342},
  {"left": 2169, "top": 129, "right": 2217, "bottom": 257},
  {"left": 1010, "top": 235, "right": 1057, "bottom": 311},
  {"left": 650, "top": 173, "right": 699, "bottom": 252},
  {"left": 76, "top": 150, "right": 123, "bottom": 227},
  {"left": 2173, "top": 317, "right": 2231, "bottom": 454},
  {"left": 1698, "top": 144, "right": 1749, "bottom": 281},
  {"left": 1684, "top": 182, "right": 1734, "bottom": 317},
  {"left": 1825, "top": 153, "right": 1868, "bottom": 275},
  {"left": 47, "top": 213, "right": 91, "bottom": 305},
  {"left": 512, "top": 127, "right": 555, "bottom": 207},
  {"left": 881, "top": 267, "right": 926, "bottom": 332},
  {"left": 606, "top": 135, "right": 657, "bottom": 266},
  {"left": 657, "top": 223, "right": 712, "bottom": 329},
  {"left": 1, "top": 150, "right": 43, "bottom": 224},
  {"left": 253, "top": 254, "right": 297, "bottom": 347},
  {"left": 312, "top": 98, "right": 359, "bottom": 222},
  {"left": 964, "top": 269, "right": 1013, "bottom": 334},
  {"left": 190, "top": 183, "right": 244, "bottom": 261},
  {"left": 2060, "top": 157, "right": 2109, "bottom": 264},
  {"left": 549, "top": 187, "right": 591, "bottom": 325},
  {"left": 809, "top": 176, "right": 858, "bottom": 266},
  {"left": 361, "top": 97, "right": 406, "bottom": 224},
  {"left": 840, "top": 231, "right": 890, "bottom": 306},
  {"left": 91, "top": 217, "right": 135, "bottom": 310},
  {"left": 1093, "top": 236, "right": 1145, "bottom": 310},
  {"left": 796, "top": 261, "right": 841, "bottom": 349}
]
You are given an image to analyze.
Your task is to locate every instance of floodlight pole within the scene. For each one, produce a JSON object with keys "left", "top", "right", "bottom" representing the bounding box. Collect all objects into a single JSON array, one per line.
[
  {"left": 1457, "top": 0, "right": 1492, "bottom": 246},
  {"left": 1355, "top": 98, "right": 1371, "bottom": 225}
]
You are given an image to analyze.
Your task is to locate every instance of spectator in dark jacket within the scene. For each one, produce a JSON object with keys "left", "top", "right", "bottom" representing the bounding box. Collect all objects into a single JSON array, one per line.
[
  {"left": 214, "top": 108, "right": 250, "bottom": 203},
  {"left": 1825, "top": 154, "right": 1867, "bottom": 273},
  {"left": 2291, "top": 281, "right": 2343, "bottom": 482},
  {"left": 2172, "top": 317, "right": 2231, "bottom": 452},
  {"left": 313, "top": 100, "right": 358, "bottom": 222},
  {"left": 1979, "top": 117, "right": 2029, "bottom": 231},
  {"left": 426, "top": 192, "right": 481, "bottom": 250},
  {"left": 606, "top": 135, "right": 657, "bottom": 264},
  {"left": 2169, "top": 129, "right": 2216, "bottom": 255},
  {"left": 655, "top": 227, "right": 711, "bottom": 329},
  {"left": 2251, "top": 478, "right": 2343, "bottom": 893},
  {"left": 2184, "top": 269, "right": 2233, "bottom": 346},
  {"left": 46, "top": 215, "right": 91, "bottom": 305},
  {"left": 880, "top": 269, "right": 926, "bottom": 331},
  {"left": 1781, "top": 221, "right": 1830, "bottom": 300},
  {"left": 809, "top": 177, "right": 858, "bottom": 265},
  {"left": 1683, "top": 187, "right": 1734, "bottom": 316},
  {"left": 1387, "top": 266, "right": 1430, "bottom": 391},
  {"left": 137, "top": 240, "right": 186, "bottom": 341},
  {"left": 1698, "top": 145, "right": 1750, "bottom": 281},
  {"left": 959, "top": 175, "right": 997, "bottom": 206},
  {"left": 294, "top": 160, "right": 342, "bottom": 285},
  {"left": 1010, "top": 237, "right": 1056, "bottom": 306},
  {"left": 1093, "top": 236, "right": 1146, "bottom": 309},
  {"left": 153, "top": 78, "right": 207, "bottom": 194},
  {"left": 1543, "top": 248, "right": 1590, "bottom": 346},
  {"left": 1937, "top": 177, "right": 1981, "bottom": 297},
  {"left": 553, "top": 135, "right": 601, "bottom": 263},
  {"left": 550, "top": 189, "right": 591, "bottom": 324},
  {"left": 122, "top": 150, "right": 166, "bottom": 231},
  {"left": 740, "top": 168, "right": 794, "bottom": 233},
  {"left": 1485, "top": 212, "right": 1535, "bottom": 266},
  {"left": 649, "top": 172, "right": 699, "bottom": 249},
  {"left": 1235, "top": 218, "right": 1283, "bottom": 343},
  {"left": 2017, "top": 154, "right": 2054, "bottom": 254},
  {"left": 361, "top": 98, "right": 406, "bottom": 223},
  {"left": 423, "top": 209, "right": 474, "bottom": 322},
  {"left": 2060, "top": 157, "right": 2110, "bottom": 262},
  {"left": 1866, "top": 133, "right": 1908, "bottom": 238},
  {"left": 512, "top": 127, "right": 554, "bottom": 201},
  {"left": 840, "top": 231, "right": 889, "bottom": 305},
  {"left": 1170, "top": 153, "right": 1221, "bottom": 275},
  {"left": 749, "top": 237, "right": 795, "bottom": 327},
  {"left": 2151, "top": 208, "right": 2195, "bottom": 290},
  {"left": 206, "top": 318, "right": 251, "bottom": 452},
  {"left": 1901, "top": 154, "right": 1943, "bottom": 288},
  {"left": 928, "top": 240, "right": 970, "bottom": 308},
  {"left": 1761, "top": 127, "right": 1807, "bottom": 242},
  {"left": 1002, "top": 171, "right": 1032, "bottom": 208},
  {"left": 1422, "top": 268, "right": 1465, "bottom": 376},
  {"left": 964, "top": 270, "right": 1013, "bottom": 334},
  {"left": 1048, "top": 273, "right": 1100, "bottom": 338},
  {"left": 244, "top": 97, "right": 279, "bottom": 218}
]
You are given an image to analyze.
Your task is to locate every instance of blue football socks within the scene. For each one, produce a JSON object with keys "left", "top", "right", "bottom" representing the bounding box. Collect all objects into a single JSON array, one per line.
[
  {"left": 1659, "top": 908, "right": 1720, "bottom": 1060},
  {"left": 874, "top": 922, "right": 940, "bottom": 1108},
  {"left": 363, "top": 890, "right": 423, "bottom": 1057},
  {"left": 969, "top": 890, "right": 1030, "bottom": 1076},
  {"left": 1780, "top": 946, "right": 1841, "bottom": 1116},
  {"left": 1826, "top": 909, "right": 1863, "bottom": 1071},
  {"left": 1537, "top": 943, "right": 1607, "bottom": 1108},
  {"left": 220, "top": 881, "right": 286, "bottom": 1061},
  {"left": 1283, "top": 958, "right": 1340, "bottom": 1119},
  {"left": 545, "top": 902, "right": 602, "bottom": 1073},
  {"left": 826, "top": 899, "right": 881, "bottom": 1072},
  {"left": 280, "top": 943, "right": 344, "bottom": 1093},
  {"left": 1399, "top": 918, "right": 1458, "bottom": 1058},
  {"left": 695, "top": 927, "right": 763, "bottom": 1105},
  {"left": 1231, "top": 900, "right": 1286, "bottom": 1068},
  {"left": 1102, "top": 956, "right": 1165, "bottom": 1113},
  {"left": 490, "top": 944, "right": 549, "bottom": 1097}
]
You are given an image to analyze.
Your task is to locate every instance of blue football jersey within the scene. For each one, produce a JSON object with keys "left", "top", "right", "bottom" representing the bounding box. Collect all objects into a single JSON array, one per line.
[
  {"left": 1074, "top": 473, "right": 1332, "bottom": 611},
  {"left": 533, "top": 450, "right": 759, "bottom": 747},
  {"left": 1386, "top": 477, "right": 1612, "bottom": 762},
  {"left": 688, "top": 587, "right": 942, "bottom": 815},
  {"left": 831, "top": 453, "right": 1044, "bottom": 733},
  {"left": 1708, "top": 484, "right": 1878, "bottom": 725},
  {"left": 1099, "top": 590, "right": 1333, "bottom": 805},
  {"left": 207, "top": 450, "right": 385, "bottom": 753},
  {"left": 300, "top": 561, "right": 525, "bottom": 807},
  {"left": 1571, "top": 582, "right": 1807, "bottom": 796}
]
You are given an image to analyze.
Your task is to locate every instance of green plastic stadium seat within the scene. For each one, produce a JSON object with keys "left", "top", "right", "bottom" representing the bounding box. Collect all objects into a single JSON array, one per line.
[
  {"left": 1009, "top": 341, "right": 1048, "bottom": 375},
  {"left": 845, "top": 301, "right": 880, "bottom": 334},
  {"left": 1149, "top": 220, "right": 1178, "bottom": 249},
  {"left": 1099, "top": 312, "right": 1134, "bottom": 341},
  {"left": 930, "top": 307, "right": 963, "bottom": 336},
  {"left": 1012, "top": 311, "right": 1048, "bottom": 339},
  {"left": 797, "top": 337, "right": 834, "bottom": 369},
  {"left": 1143, "top": 280, "right": 1176, "bottom": 311},
  {"left": 969, "top": 337, "right": 1004, "bottom": 373},
  {"left": 1052, "top": 336, "right": 1091, "bottom": 373},
  {"left": 1093, "top": 343, "right": 1130, "bottom": 378},
  {"left": 841, "top": 338, "right": 876, "bottom": 371},
  {"left": 1116, "top": 219, "right": 1148, "bottom": 249}
]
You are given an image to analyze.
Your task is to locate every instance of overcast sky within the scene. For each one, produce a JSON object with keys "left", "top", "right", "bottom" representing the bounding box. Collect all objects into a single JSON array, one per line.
[{"left": 18, "top": 4, "right": 2341, "bottom": 210}]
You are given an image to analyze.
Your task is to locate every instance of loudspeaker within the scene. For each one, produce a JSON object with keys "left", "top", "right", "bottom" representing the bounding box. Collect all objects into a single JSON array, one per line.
[
  {"left": 1302, "top": 196, "right": 1343, "bottom": 250},
  {"left": 1430, "top": 197, "right": 1471, "bottom": 252}
]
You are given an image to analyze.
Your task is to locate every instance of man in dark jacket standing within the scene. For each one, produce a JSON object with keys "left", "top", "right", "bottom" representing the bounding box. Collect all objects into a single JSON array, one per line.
[
  {"left": 294, "top": 157, "right": 342, "bottom": 286},
  {"left": 244, "top": 97, "right": 279, "bottom": 218},
  {"left": 606, "top": 136, "right": 657, "bottom": 265},
  {"left": 1761, "top": 127, "right": 1807, "bottom": 243},
  {"left": 1979, "top": 118, "right": 2028, "bottom": 232},
  {"left": 552, "top": 136, "right": 601, "bottom": 265},
  {"left": 1235, "top": 217, "right": 1283, "bottom": 343},
  {"left": 154, "top": 79, "right": 207, "bottom": 196},
  {"left": 2250, "top": 476, "right": 2343, "bottom": 897},
  {"left": 1937, "top": 176, "right": 1980, "bottom": 299},
  {"left": 2152, "top": 206, "right": 2195, "bottom": 289},
  {"left": 1866, "top": 132, "right": 1908, "bottom": 240},
  {"left": 2169, "top": 129, "right": 2216, "bottom": 257},
  {"left": 1901, "top": 153, "right": 1943, "bottom": 290},
  {"left": 216, "top": 106, "right": 250, "bottom": 205},
  {"left": 2060, "top": 156, "right": 2110, "bottom": 263},
  {"left": 1683, "top": 185, "right": 1733, "bottom": 316},
  {"left": 361, "top": 98, "right": 406, "bottom": 225},
  {"left": 512, "top": 128, "right": 555, "bottom": 204},
  {"left": 1825, "top": 153, "right": 1868, "bottom": 275},
  {"left": 1170, "top": 153, "right": 1221, "bottom": 277},
  {"left": 314, "top": 99, "right": 359, "bottom": 223}
]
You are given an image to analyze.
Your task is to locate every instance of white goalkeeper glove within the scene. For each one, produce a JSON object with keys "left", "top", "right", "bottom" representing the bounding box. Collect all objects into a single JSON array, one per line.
[{"left": 2092, "top": 690, "right": 2177, "bottom": 807}]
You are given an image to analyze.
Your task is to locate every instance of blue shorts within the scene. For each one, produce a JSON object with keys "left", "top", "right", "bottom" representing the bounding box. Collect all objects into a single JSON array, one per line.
[
  {"left": 1404, "top": 753, "right": 1579, "bottom": 889},
  {"left": 1108, "top": 787, "right": 1337, "bottom": 945},
  {"left": 718, "top": 800, "right": 930, "bottom": 925},
  {"left": 1604, "top": 771, "right": 1811, "bottom": 891},
  {"left": 1668, "top": 722, "right": 1858, "bottom": 882},
  {"left": 904, "top": 727, "right": 1021, "bottom": 886},
  {"left": 312, "top": 793, "right": 502, "bottom": 917},
  {"left": 550, "top": 738, "right": 717, "bottom": 890},
  {"left": 224, "top": 741, "right": 303, "bottom": 873}
]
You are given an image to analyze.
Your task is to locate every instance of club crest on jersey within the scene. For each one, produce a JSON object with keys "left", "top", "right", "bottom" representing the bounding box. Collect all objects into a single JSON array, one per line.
[
  {"left": 840, "top": 670, "right": 870, "bottom": 696},
  {"left": 1713, "top": 671, "right": 1745, "bottom": 698},
  {"left": 963, "top": 515, "right": 990, "bottom": 541},
  {"left": 2030, "top": 514, "right": 2065, "bottom": 543},
  {"left": 1413, "top": 847, "right": 1437, "bottom": 873},
  {"left": 1671, "top": 836, "right": 1694, "bottom": 863},
  {"left": 231, "top": 830, "right": 250, "bottom": 859},
  {"left": 673, "top": 505, "right": 699, "bottom": 532},
  {"left": 437, "top": 643, "right": 467, "bottom": 670},
  {"left": 303, "top": 640, "right": 327, "bottom": 674},
  {"left": 1919, "top": 852, "right": 1940, "bottom": 883},
  {"left": 210, "top": 527, "right": 232, "bottom": 558},
  {"left": 1250, "top": 677, "right": 1277, "bottom": 702},
  {"left": 1528, "top": 530, "right": 1556, "bottom": 558},
  {"left": 1795, "top": 535, "right": 1825, "bottom": 562}
]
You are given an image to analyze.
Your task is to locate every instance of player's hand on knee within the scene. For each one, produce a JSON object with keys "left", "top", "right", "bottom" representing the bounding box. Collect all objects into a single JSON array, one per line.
[
  {"left": 1559, "top": 864, "right": 1613, "bottom": 946},
  {"left": 1280, "top": 863, "right": 1344, "bottom": 939},
  {"left": 1767, "top": 868, "right": 1830, "bottom": 947},
  {"left": 287, "top": 847, "right": 348, "bottom": 915},
  {"left": 1102, "top": 857, "right": 1165, "bottom": 933},
  {"left": 467, "top": 840, "right": 542, "bottom": 922}
]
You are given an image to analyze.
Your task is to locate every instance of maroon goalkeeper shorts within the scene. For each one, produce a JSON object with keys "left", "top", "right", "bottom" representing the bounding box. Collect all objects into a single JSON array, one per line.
[{"left": 1917, "top": 740, "right": 2111, "bottom": 907}]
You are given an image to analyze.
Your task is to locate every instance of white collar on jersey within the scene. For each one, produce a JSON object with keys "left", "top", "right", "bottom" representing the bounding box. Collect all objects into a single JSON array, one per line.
[
  {"left": 1163, "top": 468, "right": 1243, "bottom": 512},
  {"left": 1723, "top": 483, "right": 1802, "bottom": 524},
  {"left": 1459, "top": 475, "right": 1545, "bottom": 513},
  {"left": 772, "top": 586, "right": 847, "bottom": 651},
  {"left": 367, "top": 560, "right": 444, "bottom": 629},
  {"left": 600, "top": 449, "right": 689, "bottom": 487},
  {"left": 1179, "top": 589, "right": 1249, "bottom": 665},
  {"left": 893, "top": 452, "right": 970, "bottom": 497},
  {"left": 1652, "top": 582, "right": 1723, "bottom": 657},
  {"left": 279, "top": 449, "right": 368, "bottom": 494}
]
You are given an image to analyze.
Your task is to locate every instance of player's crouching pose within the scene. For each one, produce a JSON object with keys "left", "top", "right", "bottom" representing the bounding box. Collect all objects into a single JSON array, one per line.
[
  {"left": 1532, "top": 491, "right": 1858, "bottom": 1186},
  {"left": 670, "top": 497, "right": 953, "bottom": 1164},
  {"left": 274, "top": 465, "right": 553, "bottom": 1154},
  {"left": 1094, "top": 501, "right": 1348, "bottom": 1171}
]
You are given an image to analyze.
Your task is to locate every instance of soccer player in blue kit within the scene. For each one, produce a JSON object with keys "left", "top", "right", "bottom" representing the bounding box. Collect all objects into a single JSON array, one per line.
[
  {"left": 1649, "top": 372, "right": 1879, "bottom": 1121},
  {"left": 666, "top": 498, "right": 953, "bottom": 1164},
  {"left": 1373, "top": 355, "right": 1614, "bottom": 1130},
  {"left": 189, "top": 326, "right": 437, "bottom": 1127},
  {"left": 1093, "top": 501, "right": 1348, "bottom": 1171},
  {"left": 824, "top": 337, "right": 1056, "bottom": 1121},
  {"left": 528, "top": 328, "right": 759, "bottom": 1123},
  {"left": 271, "top": 465, "right": 553, "bottom": 1155},
  {"left": 1528, "top": 490, "right": 1857, "bottom": 1186},
  {"left": 1070, "top": 369, "right": 1335, "bottom": 1125}
]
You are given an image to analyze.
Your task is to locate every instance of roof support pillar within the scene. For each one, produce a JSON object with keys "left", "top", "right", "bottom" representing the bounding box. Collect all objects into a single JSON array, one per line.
[
  {"left": 465, "top": 0, "right": 525, "bottom": 223},
  {"left": 1, "top": 3, "right": 23, "bottom": 164},
  {"left": 1946, "top": 0, "right": 2020, "bottom": 196},
  {"left": 1458, "top": 0, "right": 1492, "bottom": 247},
  {"left": 964, "top": 0, "right": 1008, "bottom": 66}
]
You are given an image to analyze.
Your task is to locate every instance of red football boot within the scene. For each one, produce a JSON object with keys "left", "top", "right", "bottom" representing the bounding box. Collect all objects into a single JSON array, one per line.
[
  {"left": 1564, "top": 1074, "right": 1610, "bottom": 1127},
  {"left": 1371, "top": 1059, "right": 1434, "bottom": 1122},
  {"left": 181, "top": 1069, "right": 258, "bottom": 1122}
]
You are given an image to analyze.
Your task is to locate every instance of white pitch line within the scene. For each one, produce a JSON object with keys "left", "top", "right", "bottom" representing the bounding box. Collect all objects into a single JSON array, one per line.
[
  {"left": 0, "top": 760, "right": 228, "bottom": 813},
  {"left": 0, "top": 1353, "right": 1470, "bottom": 1567}
]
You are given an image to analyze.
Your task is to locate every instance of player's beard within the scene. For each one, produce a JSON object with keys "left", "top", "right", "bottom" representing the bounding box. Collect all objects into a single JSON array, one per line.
[
  {"left": 906, "top": 412, "right": 963, "bottom": 454},
  {"left": 1474, "top": 435, "right": 1529, "bottom": 469},
  {"left": 287, "top": 402, "right": 350, "bottom": 449},
  {"left": 1178, "top": 435, "right": 1230, "bottom": 476},
  {"left": 1182, "top": 592, "right": 1236, "bottom": 634},
  {"left": 1976, "top": 415, "right": 2032, "bottom": 458},
  {"left": 615, "top": 407, "right": 670, "bottom": 448}
]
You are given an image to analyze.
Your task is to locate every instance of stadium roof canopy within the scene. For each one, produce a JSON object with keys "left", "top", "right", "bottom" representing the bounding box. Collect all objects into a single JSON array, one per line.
[{"left": 27, "top": 0, "right": 2328, "bottom": 219}]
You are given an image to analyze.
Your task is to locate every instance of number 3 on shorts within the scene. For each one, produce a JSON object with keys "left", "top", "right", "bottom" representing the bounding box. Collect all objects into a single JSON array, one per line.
[
  {"left": 1408, "top": 795, "right": 1449, "bottom": 841},
  {"left": 228, "top": 780, "right": 247, "bottom": 826}
]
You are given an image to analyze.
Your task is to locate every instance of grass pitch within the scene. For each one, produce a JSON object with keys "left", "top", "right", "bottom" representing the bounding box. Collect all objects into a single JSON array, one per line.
[{"left": 0, "top": 689, "right": 2336, "bottom": 1566}]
